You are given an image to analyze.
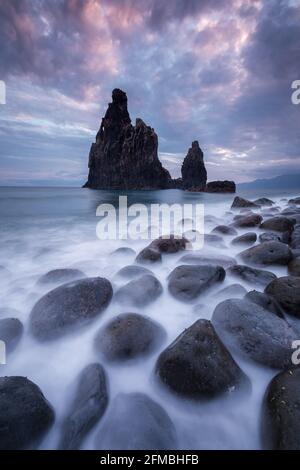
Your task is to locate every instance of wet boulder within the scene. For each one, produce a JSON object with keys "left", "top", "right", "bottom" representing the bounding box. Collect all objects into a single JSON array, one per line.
[
  {"left": 30, "top": 277, "right": 113, "bottom": 341},
  {"left": 95, "top": 392, "right": 177, "bottom": 450},
  {"left": 115, "top": 274, "right": 163, "bottom": 307},
  {"left": 212, "top": 299, "right": 297, "bottom": 369},
  {"left": 228, "top": 264, "right": 276, "bottom": 287},
  {"left": 231, "top": 232, "right": 257, "bottom": 245},
  {"left": 254, "top": 198, "right": 274, "bottom": 206},
  {"left": 0, "top": 318, "right": 23, "bottom": 353},
  {"left": 94, "top": 313, "right": 166, "bottom": 362},
  {"left": 0, "top": 376, "right": 55, "bottom": 450},
  {"left": 203, "top": 233, "right": 225, "bottom": 247},
  {"left": 115, "top": 265, "right": 153, "bottom": 280},
  {"left": 149, "top": 235, "right": 189, "bottom": 254},
  {"left": 288, "top": 197, "right": 300, "bottom": 205},
  {"left": 233, "top": 214, "right": 262, "bottom": 228},
  {"left": 135, "top": 247, "right": 162, "bottom": 264},
  {"left": 262, "top": 368, "right": 300, "bottom": 449},
  {"left": 231, "top": 197, "right": 258, "bottom": 209},
  {"left": 244, "top": 290, "right": 284, "bottom": 318},
  {"left": 260, "top": 216, "right": 295, "bottom": 232},
  {"left": 259, "top": 232, "right": 281, "bottom": 243},
  {"left": 211, "top": 225, "right": 237, "bottom": 236},
  {"left": 288, "top": 257, "right": 300, "bottom": 276},
  {"left": 265, "top": 276, "right": 300, "bottom": 318},
  {"left": 239, "top": 241, "right": 292, "bottom": 266},
  {"left": 216, "top": 284, "right": 247, "bottom": 299},
  {"left": 59, "top": 364, "right": 108, "bottom": 450},
  {"left": 168, "top": 265, "right": 225, "bottom": 302},
  {"left": 179, "top": 253, "right": 236, "bottom": 268},
  {"left": 37, "top": 269, "right": 86, "bottom": 286},
  {"left": 156, "top": 319, "right": 250, "bottom": 399}
]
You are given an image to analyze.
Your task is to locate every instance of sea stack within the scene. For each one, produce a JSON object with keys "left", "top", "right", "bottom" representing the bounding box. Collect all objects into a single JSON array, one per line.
[
  {"left": 181, "top": 141, "right": 207, "bottom": 191},
  {"left": 84, "top": 89, "right": 172, "bottom": 190}
]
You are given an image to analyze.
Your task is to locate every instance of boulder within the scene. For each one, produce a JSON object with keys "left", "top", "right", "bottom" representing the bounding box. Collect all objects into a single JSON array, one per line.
[
  {"left": 260, "top": 216, "right": 295, "bottom": 232},
  {"left": 179, "top": 253, "right": 236, "bottom": 268},
  {"left": 156, "top": 319, "right": 250, "bottom": 399},
  {"left": 149, "top": 235, "right": 189, "bottom": 254},
  {"left": 265, "top": 276, "right": 300, "bottom": 317},
  {"left": 254, "top": 198, "right": 274, "bottom": 206},
  {"left": 115, "top": 274, "right": 163, "bottom": 307},
  {"left": 59, "top": 364, "right": 108, "bottom": 450},
  {"left": 231, "top": 197, "right": 258, "bottom": 209},
  {"left": 115, "top": 265, "right": 153, "bottom": 280},
  {"left": 94, "top": 313, "right": 166, "bottom": 362},
  {"left": 37, "top": 269, "right": 85, "bottom": 286},
  {"left": 168, "top": 265, "right": 225, "bottom": 302},
  {"left": 262, "top": 368, "right": 300, "bottom": 449},
  {"left": 288, "top": 197, "right": 300, "bottom": 205},
  {"left": 211, "top": 225, "right": 238, "bottom": 236},
  {"left": 135, "top": 247, "right": 162, "bottom": 264},
  {"left": 30, "top": 277, "right": 113, "bottom": 341},
  {"left": 239, "top": 241, "right": 292, "bottom": 266},
  {"left": 203, "top": 234, "right": 225, "bottom": 247},
  {"left": 216, "top": 284, "right": 247, "bottom": 299},
  {"left": 288, "top": 257, "right": 300, "bottom": 276},
  {"left": 212, "top": 299, "right": 298, "bottom": 369},
  {"left": 0, "top": 318, "right": 23, "bottom": 353},
  {"left": 233, "top": 214, "right": 262, "bottom": 228},
  {"left": 228, "top": 264, "right": 276, "bottom": 287},
  {"left": 0, "top": 376, "right": 55, "bottom": 450},
  {"left": 259, "top": 232, "right": 281, "bottom": 243},
  {"left": 95, "top": 392, "right": 177, "bottom": 450},
  {"left": 231, "top": 232, "right": 257, "bottom": 245},
  {"left": 181, "top": 141, "right": 207, "bottom": 190},
  {"left": 205, "top": 180, "right": 236, "bottom": 193},
  {"left": 244, "top": 290, "right": 284, "bottom": 318}
]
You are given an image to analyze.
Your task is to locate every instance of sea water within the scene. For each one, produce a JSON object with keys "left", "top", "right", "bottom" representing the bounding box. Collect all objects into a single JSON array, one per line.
[{"left": 0, "top": 186, "right": 298, "bottom": 450}]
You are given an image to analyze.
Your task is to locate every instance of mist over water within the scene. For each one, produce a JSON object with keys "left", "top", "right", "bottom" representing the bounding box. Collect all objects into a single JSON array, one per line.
[{"left": 0, "top": 186, "right": 298, "bottom": 450}]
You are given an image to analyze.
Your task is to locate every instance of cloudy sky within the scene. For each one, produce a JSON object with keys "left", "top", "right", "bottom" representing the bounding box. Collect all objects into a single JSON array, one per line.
[{"left": 0, "top": 0, "right": 299, "bottom": 186}]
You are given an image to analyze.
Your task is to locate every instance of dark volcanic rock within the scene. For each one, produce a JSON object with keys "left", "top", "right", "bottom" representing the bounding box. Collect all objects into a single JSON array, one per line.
[
  {"left": 239, "top": 241, "right": 292, "bottom": 266},
  {"left": 168, "top": 265, "right": 225, "bottom": 302},
  {"left": 95, "top": 392, "right": 177, "bottom": 450},
  {"left": 244, "top": 290, "right": 284, "bottom": 318},
  {"left": 259, "top": 232, "right": 281, "bottom": 243},
  {"left": 233, "top": 214, "right": 262, "bottom": 228},
  {"left": 84, "top": 89, "right": 172, "bottom": 190},
  {"left": 288, "top": 197, "right": 300, "bottom": 205},
  {"left": 156, "top": 319, "right": 250, "bottom": 399},
  {"left": 115, "top": 274, "right": 163, "bottom": 307},
  {"left": 0, "top": 318, "right": 23, "bottom": 353},
  {"left": 254, "top": 197, "right": 274, "bottom": 206},
  {"left": 231, "top": 197, "right": 258, "bottom": 209},
  {"left": 262, "top": 368, "right": 300, "bottom": 450},
  {"left": 150, "top": 235, "right": 189, "bottom": 253},
  {"left": 265, "top": 276, "right": 300, "bottom": 317},
  {"left": 260, "top": 216, "right": 295, "bottom": 232},
  {"left": 0, "top": 376, "right": 54, "bottom": 450},
  {"left": 59, "top": 364, "right": 108, "bottom": 450},
  {"left": 179, "top": 253, "right": 236, "bottom": 268},
  {"left": 290, "top": 224, "right": 300, "bottom": 249},
  {"left": 94, "top": 313, "right": 166, "bottom": 362},
  {"left": 212, "top": 299, "right": 298, "bottom": 369},
  {"left": 136, "top": 247, "right": 162, "bottom": 264},
  {"left": 288, "top": 257, "right": 300, "bottom": 276},
  {"left": 216, "top": 284, "right": 247, "bottom": 299},
  {"left": 205, "top": 180, "right": 236, "bottom": 193},
  {"left": 228, "top": 264, "right": 276, "bottom": 287},
  {"left": 211, "top": 225, "right": 238, "bottom": 236},
  {"left": 181, "top": 141, "right": 207, "bottom": 190},
  {"left": 37, "top": 269, "right": 85, "bottom": 286},
  {"left": 30, "top": 277, "right": 113, "bottom": 341},
  {"left": 115, "top": 265, "right": 153, "bottom": 280},
  {"left": 231, "top": 232, "right": 257, "bottom": 245}
]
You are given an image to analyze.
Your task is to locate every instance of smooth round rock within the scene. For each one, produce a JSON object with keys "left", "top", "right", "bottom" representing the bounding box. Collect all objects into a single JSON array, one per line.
[
  {"left": 0, "top": 318, "right": 23, "bottom": 353},
  {"left": 59, "top": 363, "right": 108, "bottom": 450},
  {"left": 244, "top": 290, "right": 284, "bottom": 318},
  {"left": 231, "top": 197, "right": 258, "bottom": 209},
  {"left": 288, "top": 257, "right": 300, "bottom": 276},
  {"left": 228, "top": 264, "right": 276, "bottom": 287},
  {"left": 168, "top": 265, "right": 225, "bottom": 302},
  {"left": 239, "top": 241, "right": 292, "bottom": 266},
  {"left": 216, "top": 284, "right": 247, "bottom": 299},
  {"left": 259, "top": 232, "right": 281, "bottom": 243},
  {"left": 0, "top": 377, "right": 55, "bottom": 450},
  {"left": 260, "top": 217, "right": 295, "bottom": 232},
  {"left": 95, "top": 393, "right": 177, "bottom": 450},
  {"left": 115, "top": 265, "right": 153, "bottom": 280},
  {"left": 136, "top": 247, "right": 162, "bottom": 264},
  {"left": 254, "top": 198, "right": 274, "bottom": 206},
  {"left": 265, "top": 276, "right": 300, "bottom": 317},
  {"left": 179, "top": 253, "right": 236, "bottom": 268},
  {"left": 212, "top": 299, "right": 298, "bottom": 369},
  {"left": 233, "top": 214, "right": 262, "bottom": 228},
  {"left": 30, "top": 277, "right": 113, "bottom": 341},
  {"left": 211, "top": 225, "right": 238, "bottom": 236},
  {"left": 115, "top": 275, "right": 163, "bottom": 307},
  {"left": 94, "top": 313, "right": 166, "bottom": 362},
  {"left": 156, "top": 319, "right": 250, "bottom": 399},
  {"left": 231, "top": 232, "right": 257, "bottom": 245},
  {"left": 149, "top": 235, "right": 189, "bottom": 253}
]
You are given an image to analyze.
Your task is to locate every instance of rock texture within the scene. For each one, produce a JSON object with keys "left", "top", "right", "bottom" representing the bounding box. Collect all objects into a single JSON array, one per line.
[
  {"left": 181, "top": 141, "right": 207, "bottom": 190},
  {"left": 84, "top": 89, "right": 171, "bottom": 190},
  {"left": 206, "top": 180, "right": 236, "bottom": 193}
]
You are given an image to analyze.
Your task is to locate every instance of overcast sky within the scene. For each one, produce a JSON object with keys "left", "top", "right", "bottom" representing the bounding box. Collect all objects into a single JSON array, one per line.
[{"left": 0, "top": 0, "right": 299, "bottom": 186}]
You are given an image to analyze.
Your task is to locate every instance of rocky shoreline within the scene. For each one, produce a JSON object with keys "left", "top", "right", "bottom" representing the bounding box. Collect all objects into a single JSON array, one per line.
[{"left": 1, "top": 194, "right": 300, "bottom": 449}]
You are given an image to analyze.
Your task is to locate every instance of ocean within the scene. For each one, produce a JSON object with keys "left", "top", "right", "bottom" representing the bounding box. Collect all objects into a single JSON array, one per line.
[{"left": 0, "top": 185, "right": 299, "bottom": 450}]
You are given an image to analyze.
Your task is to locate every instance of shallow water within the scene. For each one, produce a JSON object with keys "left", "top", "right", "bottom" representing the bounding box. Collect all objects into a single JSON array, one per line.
[{"left": 0, "top": 186, "right": 299, "bottom": 450}]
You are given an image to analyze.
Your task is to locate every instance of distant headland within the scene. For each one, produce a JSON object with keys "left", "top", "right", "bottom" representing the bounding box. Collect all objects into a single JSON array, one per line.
[{"left": 84, "top": 89, "right": 235, "bottom": 193}]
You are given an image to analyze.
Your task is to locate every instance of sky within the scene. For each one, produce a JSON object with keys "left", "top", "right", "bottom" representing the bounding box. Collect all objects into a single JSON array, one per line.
[{"left": 0, "top": 0, "right": 299, "bottom": 186}]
